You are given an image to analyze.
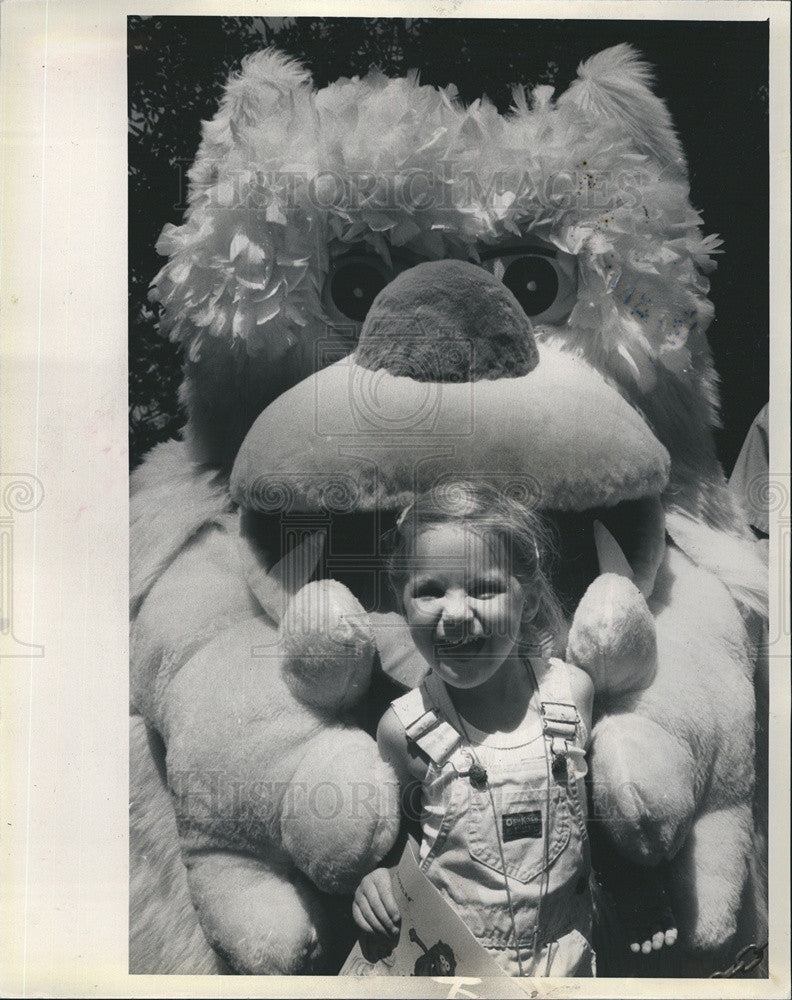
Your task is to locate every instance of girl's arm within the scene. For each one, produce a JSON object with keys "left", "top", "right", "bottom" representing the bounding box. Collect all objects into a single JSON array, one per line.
[
  {"left": 566, "top": 662, "right": 595, "bottom": 746},
  {"left": 373, "top": 706, "right": 428, "bottom": 855},
  {"left": 377, "top": 705, "right": 430, "bottom": 787},
  {"left": 352, "top": 707, "right": 428, "bottom": 941}
]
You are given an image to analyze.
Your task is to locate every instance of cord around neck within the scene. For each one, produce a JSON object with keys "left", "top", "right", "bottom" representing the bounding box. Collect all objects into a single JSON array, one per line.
[{"left": 425, "top": 657, "right": 546, "bottom": 749}]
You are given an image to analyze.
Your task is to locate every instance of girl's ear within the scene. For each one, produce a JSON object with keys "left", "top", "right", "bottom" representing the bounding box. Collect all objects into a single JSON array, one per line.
[
  {"left": 520, "top": 586, "right": 541, "bottom": 625},
  {"left": 384, "top": 569, "right": 405, "bottom": 614}
]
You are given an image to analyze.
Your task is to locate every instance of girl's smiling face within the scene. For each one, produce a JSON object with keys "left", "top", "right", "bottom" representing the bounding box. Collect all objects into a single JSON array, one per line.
[{"left": 402, "top": 523, "right": 537, "bottom": 689}]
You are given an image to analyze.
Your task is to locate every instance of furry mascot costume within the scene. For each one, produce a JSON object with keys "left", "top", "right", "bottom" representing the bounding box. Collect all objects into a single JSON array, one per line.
[{"left": 130, "top": 44, "right": 767, "bottom": 976}]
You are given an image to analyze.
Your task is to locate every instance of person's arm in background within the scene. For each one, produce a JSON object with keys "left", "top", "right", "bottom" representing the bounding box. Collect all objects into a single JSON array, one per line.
[{"left": 729, "top": 403, "right": 769, "bottom": 540}]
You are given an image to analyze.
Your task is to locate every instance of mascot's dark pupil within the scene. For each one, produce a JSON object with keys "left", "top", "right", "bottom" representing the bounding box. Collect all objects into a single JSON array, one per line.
[
  {"left": 331, "top": 262, "right": 388, "bottom": 321},
  {"left": 503, "top": 256, "right": 558, "bottom": 316}
]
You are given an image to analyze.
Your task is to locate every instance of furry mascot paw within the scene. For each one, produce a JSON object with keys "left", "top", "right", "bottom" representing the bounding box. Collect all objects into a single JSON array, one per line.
[
  {"left": 567, "top": 572, "right": 658, "bottom": 698},
  {"left": 277, "top": 579, "right": 401, "bottom": 893},
  {"left": 130, "top": 43, "right": 768, "bottom": 976},
  {"left": 280, "top": 579, "right": 376, "bottom": 713}
]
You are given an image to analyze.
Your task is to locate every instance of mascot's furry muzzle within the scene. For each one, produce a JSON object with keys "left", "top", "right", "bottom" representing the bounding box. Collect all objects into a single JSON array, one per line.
[{"left": 231, "top": 259, "right": 670, "bottom": 517}]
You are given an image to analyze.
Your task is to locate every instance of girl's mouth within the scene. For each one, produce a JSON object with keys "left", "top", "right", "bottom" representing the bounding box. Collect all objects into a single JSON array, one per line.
[{"left": 434, "top": 635, "right": 487, "bottom": 658}]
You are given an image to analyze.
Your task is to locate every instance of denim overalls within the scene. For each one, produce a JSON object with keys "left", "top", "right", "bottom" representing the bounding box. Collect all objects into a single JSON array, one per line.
[{"left": 390, "top": 657, "right": 596, "bottom": 977}]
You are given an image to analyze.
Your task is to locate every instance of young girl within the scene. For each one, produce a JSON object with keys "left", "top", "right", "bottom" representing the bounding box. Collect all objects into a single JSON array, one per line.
[{"left": 353, "top": 481, "right": 675, "bottom": 977}]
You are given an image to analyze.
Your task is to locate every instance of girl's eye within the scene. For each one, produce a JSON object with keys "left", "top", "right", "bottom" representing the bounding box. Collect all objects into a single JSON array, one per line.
[
  {"left": 412, "top": 583, "right": 444, "bottom": 600},
  {"left": 487, "top": 250, "right": 577, "bottom": 324},
  {"left": 326, "top": 254, "right": 392, "bottom": 322},
  {"left": 471, "top": 585, "right": 502, "bottom": 599}
]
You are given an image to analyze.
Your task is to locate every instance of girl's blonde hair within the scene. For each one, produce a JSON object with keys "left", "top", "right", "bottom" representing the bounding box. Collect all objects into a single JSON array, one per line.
[{"left": 386, "top": 479, "right": 567, "bottom": 658}]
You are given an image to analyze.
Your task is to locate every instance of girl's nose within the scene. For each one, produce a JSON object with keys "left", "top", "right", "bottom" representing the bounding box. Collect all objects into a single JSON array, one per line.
[{"left": 438, "top": 591, "right": 474, "bottom": 636}]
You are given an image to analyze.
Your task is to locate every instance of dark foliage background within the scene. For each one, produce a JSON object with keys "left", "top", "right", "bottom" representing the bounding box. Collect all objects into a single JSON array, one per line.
[{"left": 129, "top": 16, "right": 768, "bottom": 472}]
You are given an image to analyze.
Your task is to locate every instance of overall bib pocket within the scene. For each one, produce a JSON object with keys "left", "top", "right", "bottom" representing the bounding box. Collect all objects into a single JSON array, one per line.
[{"left": 466, "top": 778, "right": 572, "bottom": 885}]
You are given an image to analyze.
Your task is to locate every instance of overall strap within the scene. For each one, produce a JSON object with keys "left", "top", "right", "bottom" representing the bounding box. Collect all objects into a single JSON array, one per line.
[
  {"left": 390, "top": 682, "right": 463, "bottom": 767},
  {"left": 531, "top": 657, "right": 584, "bottom": 763}
]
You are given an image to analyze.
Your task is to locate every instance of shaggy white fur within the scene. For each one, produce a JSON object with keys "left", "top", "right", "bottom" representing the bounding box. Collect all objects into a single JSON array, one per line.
[
  {"left": 129, "top": 714, "right": 229, "bottom": 974},
  {"left": 131, "top": 445, "right": 401, "bottom": 972}
]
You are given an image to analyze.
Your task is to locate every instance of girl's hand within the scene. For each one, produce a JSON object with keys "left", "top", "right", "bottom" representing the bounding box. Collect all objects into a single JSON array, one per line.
[{"left": 353, "top": 868, "right": 402, "bottom": 939}]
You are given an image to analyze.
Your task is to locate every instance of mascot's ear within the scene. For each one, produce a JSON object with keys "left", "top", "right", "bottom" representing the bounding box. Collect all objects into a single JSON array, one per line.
[
  {"left": 199, "top": 46, "right": 315, "bottom": 155},
  {"left": 557, "top": 43, "right": 686, "bottom": 176}
]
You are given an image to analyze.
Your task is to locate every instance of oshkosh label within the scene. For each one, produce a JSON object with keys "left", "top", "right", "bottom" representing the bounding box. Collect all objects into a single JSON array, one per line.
[{"left": 502, "top": 810, "right": 542, "bottom": 842}]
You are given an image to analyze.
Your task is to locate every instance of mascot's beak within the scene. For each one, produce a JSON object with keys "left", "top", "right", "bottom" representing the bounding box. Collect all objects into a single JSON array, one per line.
[
  {"left": 353, "top": 259, "right": 539, "bottom": 382},
  {"left": 230, "top": 258, "right": 671, "bottom": 542}
]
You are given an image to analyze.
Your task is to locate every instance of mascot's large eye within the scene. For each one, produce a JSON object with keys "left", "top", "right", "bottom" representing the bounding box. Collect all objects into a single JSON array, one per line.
[
  {"left": 327, "top": 254, "right": 392, "bottom": 323},
  {"left": 485, "top": 248, "right": 577, "bottom": 325},
  {"left": 503, "top": 256, "right": 558, "bottom": 314}
]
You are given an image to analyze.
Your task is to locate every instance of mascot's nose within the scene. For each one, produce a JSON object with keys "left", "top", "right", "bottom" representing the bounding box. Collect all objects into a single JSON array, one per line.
[{"left": 354, "top": 258, "right": 539, "bottom": 382}]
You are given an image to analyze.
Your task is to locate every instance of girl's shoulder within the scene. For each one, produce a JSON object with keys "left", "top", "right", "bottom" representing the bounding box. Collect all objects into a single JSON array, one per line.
[
  {"left": 539, "top": 656, "right": 594, "bottom": 744},
  {"left": 547, "top": 656, "right": 594, "bottom": 699},
  {"left": 377, "top": 704, "right": 410, "bottom": 760},
  {"left": 378, "top": 698, "right": 431, "bottom": 784},
  {"left": 542, "top": 655, "right": 594, "bottom": 696}
]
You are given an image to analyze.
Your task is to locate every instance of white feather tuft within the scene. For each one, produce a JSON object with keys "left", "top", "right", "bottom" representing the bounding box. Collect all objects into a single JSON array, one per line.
[
  {"left": 509, "top": 84, "right": 530, "bottom": 116},
  {"left": 226, "top": 46, "right": 313, "bottom": 99},
  {"left": 558, "top": 43, "right": 686, "bottom": 172}
]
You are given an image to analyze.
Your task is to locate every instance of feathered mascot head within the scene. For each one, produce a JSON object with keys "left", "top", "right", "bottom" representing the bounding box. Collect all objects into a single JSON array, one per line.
[{"left": 151, "top": 43, "right": 733, "bottom": 529}]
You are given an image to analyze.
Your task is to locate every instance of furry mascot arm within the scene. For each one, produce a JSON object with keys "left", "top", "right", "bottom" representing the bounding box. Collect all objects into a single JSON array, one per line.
[{"left": 131, "top": 516, "right": 401, "bottom": 974}]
